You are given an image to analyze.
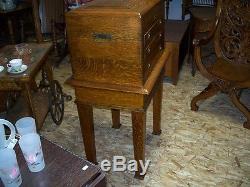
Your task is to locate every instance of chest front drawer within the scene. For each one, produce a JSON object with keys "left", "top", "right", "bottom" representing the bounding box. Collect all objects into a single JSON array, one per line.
[
  {"left": 143, "top": 29, "right": 164, "bottom": 78},
  {"left": 144, "top": 19, "right": 163, "bottom": 47}
]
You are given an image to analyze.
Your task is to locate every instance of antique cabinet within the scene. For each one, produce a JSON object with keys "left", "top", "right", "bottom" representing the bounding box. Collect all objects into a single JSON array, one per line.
[{"left": 66, "top": 0, "right": 169, "bottom": 179}]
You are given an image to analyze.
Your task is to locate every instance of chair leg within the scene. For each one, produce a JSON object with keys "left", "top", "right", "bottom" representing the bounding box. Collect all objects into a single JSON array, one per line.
[
  {"left": 191, "top": 82, "right": 220, "bottom": 111},
  {"left": 229, "top": 89, "right": 250, "bottom": 129},
  {"left": 187, "top": 18, "right": 196, "bottom": 76},
  {"left": 187, "top": 23, "right": 192, "bottom": 65},
  {"left": 191, "top": 56, "right": 196, "bottom": 77}
]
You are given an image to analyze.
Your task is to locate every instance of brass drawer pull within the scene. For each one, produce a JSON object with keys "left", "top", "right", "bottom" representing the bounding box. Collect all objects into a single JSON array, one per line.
[
  {"left": 147, "top": 48, "right": 151, "bottom": 53},
  {"left": 148, "top": 63, "right": 151, "bottom": 68}
]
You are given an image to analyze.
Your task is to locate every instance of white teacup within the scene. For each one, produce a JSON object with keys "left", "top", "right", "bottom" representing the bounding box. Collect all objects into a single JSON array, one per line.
[{"left": 7, "top": 59, "right": 22, "bottom": 72}]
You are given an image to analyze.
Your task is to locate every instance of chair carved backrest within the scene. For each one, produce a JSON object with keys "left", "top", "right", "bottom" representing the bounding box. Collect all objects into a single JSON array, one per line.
[{"left": 214, "top": 0, "right": 250, "bottom": 65}]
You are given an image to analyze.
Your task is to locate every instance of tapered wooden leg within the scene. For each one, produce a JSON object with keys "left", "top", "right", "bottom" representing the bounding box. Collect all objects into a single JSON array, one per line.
[
  {"left": 172, "top": 46, "right": 179, "bottom": 85},
  {"left": 153, "top": 80, "right": 163, "bottom": 135},
  {"left": 111, "top": 109, "right": 121, "bottom": 129},
  {"left": 191, "top": 56, "right": 196, "bottom": 77},
  {"left": 132, "top": 110, "right": 146, "bottom": 179},
  {"left": 76, "top": 103, "right": 97, "bottom": 164},
  {"left": 23, "top": 84, "right": 40, "bottom": 129},
  {"left": 229, "top": 89, "right": 250, "bottom": 129},
  {"left": 191, "top": 82, "right": 220, "bottom": 111}
]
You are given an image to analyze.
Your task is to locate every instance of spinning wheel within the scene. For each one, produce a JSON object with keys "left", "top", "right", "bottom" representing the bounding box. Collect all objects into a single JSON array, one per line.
[{"left": 49, "top": 80, "right": 64, "bottom": 125}]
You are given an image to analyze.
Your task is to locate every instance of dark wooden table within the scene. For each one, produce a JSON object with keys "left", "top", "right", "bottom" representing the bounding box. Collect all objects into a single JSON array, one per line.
[
  {"left": 0, "top": 137, "right": 106, "bottom": 187},
  {"left": 164, "top": 20, "right": 190, "bottom": 85},
  {"left": 0, "top": 2, "right": 32, "bottom": 43},
  {"left": 0, "top": 42, "right": 53, "bottom": 130}
]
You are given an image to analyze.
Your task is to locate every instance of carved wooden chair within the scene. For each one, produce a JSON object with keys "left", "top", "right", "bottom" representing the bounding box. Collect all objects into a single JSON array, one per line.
[
  {"left": 183, "top": 0, "right": 217, "bottom": 76},
  {"left": 191, "top": 0, "right": 250, "bottom": 129}
]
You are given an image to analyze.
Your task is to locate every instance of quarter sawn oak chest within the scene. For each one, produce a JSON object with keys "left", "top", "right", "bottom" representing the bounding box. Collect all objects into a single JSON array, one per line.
[{"left": 66, "top": 0, "right": 170, "bottom": 179}]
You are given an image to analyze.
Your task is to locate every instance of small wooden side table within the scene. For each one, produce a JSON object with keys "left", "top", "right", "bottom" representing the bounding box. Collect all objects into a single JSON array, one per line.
[
  {"left": 0, "top": 42, "right": 61, "bottom": 130},
  {"left": 164, "top": 20, "right": 190, "bottom": 85}
]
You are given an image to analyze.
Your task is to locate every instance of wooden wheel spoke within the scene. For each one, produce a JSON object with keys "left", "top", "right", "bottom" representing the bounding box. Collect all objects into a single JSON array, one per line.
[{"left": 49, "top": 80, "right": 64, "bottom": 125}]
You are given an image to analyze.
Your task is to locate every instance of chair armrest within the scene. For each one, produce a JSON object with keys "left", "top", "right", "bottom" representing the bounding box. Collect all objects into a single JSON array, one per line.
[
  {"left": 192, "top": 7, "right": 221, "bottom": 81},
  {"left": 193, "top": 7, "right": 221, "bottom": 47},
  {"left": 193, "top": 46, "right": 215, "bottom": 81}
]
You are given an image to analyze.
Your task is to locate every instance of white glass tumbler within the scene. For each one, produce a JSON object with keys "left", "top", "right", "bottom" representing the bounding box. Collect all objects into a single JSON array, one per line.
[
  {"left": 0, "top": 148, "right": 22, "bottom": 187},
  {"left": 15, "top": 117, "right": 36, "bottom": 136},
  {"left": 19, "top": 133, "right": 45, "bottom": 172}
]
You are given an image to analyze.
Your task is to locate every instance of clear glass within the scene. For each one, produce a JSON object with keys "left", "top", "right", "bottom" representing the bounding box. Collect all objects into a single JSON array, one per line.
[
  {"left": 15, "top": 43, "right": 32, "bottom": 63},
  {"left": 15, "top": 43, "right": 28, "bottom": 57}
]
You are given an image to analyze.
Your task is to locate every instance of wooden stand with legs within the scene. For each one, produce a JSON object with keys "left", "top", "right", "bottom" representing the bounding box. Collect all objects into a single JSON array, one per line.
[{"left": 67, "top": 50, "right": 169, "bottom": 179}]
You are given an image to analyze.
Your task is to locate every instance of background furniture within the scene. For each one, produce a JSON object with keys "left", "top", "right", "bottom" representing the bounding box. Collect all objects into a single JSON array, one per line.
[
  {"left": 0, "top": 43, "right": 65, "bottom": 130},
  {"left": 182, "top": 0, "right": 217, "bottom": 76},
  {"left": 164, "top": 20, "right": 190, "bottom": 85},
  {"left": 191, "top": 0, "right": 250, "bottom": 129},
  {"left": 0, "top": 137, "right": 106, "bottom": 187},
  {"left": 0, "top": 2, "right": 32, "bottom": 44},
  {"left": 0, "top": 0, "right": 42, "bottom": 44},
  {"left": 66, "top": 0, "right": 168, "bottom": 179}
]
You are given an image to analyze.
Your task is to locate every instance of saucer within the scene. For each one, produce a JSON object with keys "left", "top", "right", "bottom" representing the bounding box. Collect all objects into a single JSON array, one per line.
[
  {"left": 0, "top": 66, "right": 4, "bottom": 73},
  {"left": 7, "top": 64, "right": 27, "bottom": 74}
]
